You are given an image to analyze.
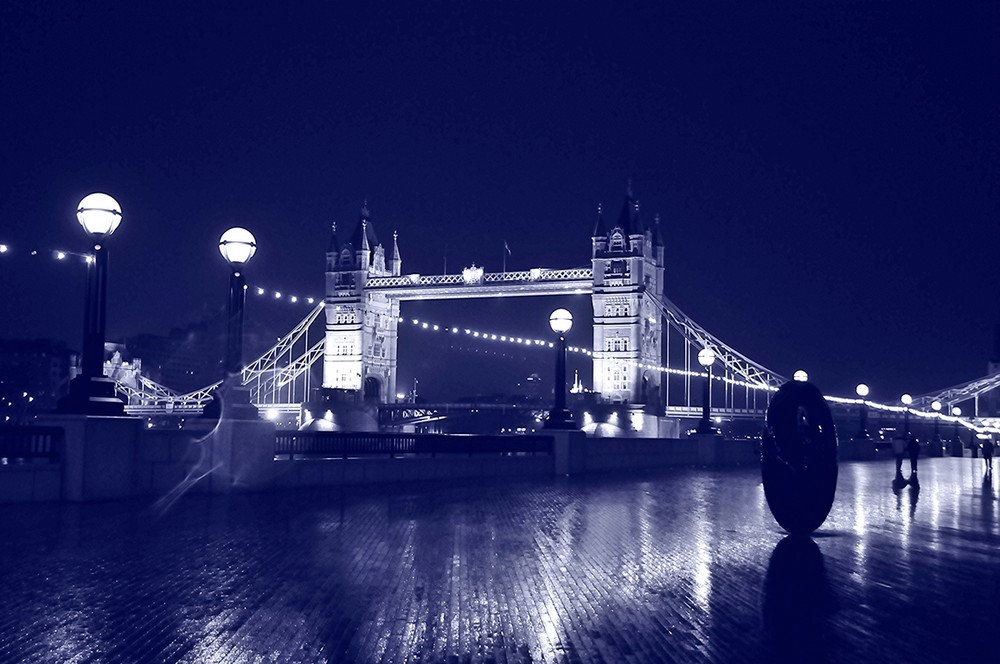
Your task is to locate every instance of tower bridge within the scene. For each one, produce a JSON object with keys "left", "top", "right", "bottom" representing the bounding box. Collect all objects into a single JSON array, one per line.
[{"left": 112, "top": 187, "right": 1000, "bottom": 436}]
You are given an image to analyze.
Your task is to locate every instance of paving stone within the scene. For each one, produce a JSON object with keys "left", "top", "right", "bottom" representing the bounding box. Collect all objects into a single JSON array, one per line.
[{"left": 0, "top": 458, "right": 998, "bottom": 662}]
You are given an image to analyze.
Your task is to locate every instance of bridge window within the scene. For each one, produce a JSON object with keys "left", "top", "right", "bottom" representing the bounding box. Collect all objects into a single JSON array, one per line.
[
  {"left": 604, "top": 260, "right": 630, "bottom": 280},
  {"left": 605, "top": 302, "right": 629, "bottom": 317},
  {"left": 605, "top": 337, "right": 628, "bottom": 352},
  {"left": 607, "top": 364, "right": 629, "bottom": 392}
]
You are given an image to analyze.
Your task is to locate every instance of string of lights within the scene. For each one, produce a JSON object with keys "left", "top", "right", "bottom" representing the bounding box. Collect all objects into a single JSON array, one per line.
[
  {"left": 5, "top": 254, "right": 997, "bottom": 432},
  {"left": 0, "top": 242, "right": 94, "bottom": 263}
]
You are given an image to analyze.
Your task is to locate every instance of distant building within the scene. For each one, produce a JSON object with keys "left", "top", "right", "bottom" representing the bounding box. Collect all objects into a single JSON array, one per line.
[
  {"left": 119, "top": 320, "right": 225, "bottom": 394},
  {"left": 0, "top": 338, "right": 75, "bottom": 418}
]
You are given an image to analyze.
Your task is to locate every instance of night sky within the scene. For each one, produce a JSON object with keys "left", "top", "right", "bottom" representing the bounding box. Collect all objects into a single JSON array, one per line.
[{"left": 1, "top": 2, "right": 997, "bottom": 403}]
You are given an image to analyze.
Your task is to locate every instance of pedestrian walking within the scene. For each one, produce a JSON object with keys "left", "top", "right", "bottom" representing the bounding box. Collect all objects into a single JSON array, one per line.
[
  {"left": 983, "top": 436, "right": 994, "bottom": 473},
  {"left": 892, "top": 433, "right": 907, "bottom": 478}
]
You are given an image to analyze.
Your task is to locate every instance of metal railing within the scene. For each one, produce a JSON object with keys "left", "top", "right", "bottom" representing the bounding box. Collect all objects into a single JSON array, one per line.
[
  {"left": 274, "top": 431, "right": 553, "bottom": 459},
  {"left": 0, "top": 426, "right": 63, "bottom": 464}
]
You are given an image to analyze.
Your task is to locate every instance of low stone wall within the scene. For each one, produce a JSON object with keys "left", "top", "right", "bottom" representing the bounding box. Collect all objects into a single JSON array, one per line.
[
  {"left": 273, "top": 455, "right": 553, "bottom": 488},
  {"left": 134, "top": 428, "right": 206, "bottom": 495},
  {"left": 578, "top": 436, "right": 758, "bottom": 473},
  {"left": 0, "top": 463, "right": 61, "bottom": 503}
]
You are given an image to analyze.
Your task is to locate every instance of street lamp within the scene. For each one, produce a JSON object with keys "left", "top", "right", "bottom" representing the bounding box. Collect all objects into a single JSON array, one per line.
[
  {"left": 856, "top": 383, "right": 870, "bottom": 438},
  {"left": 951, "top": 406, "right": 962, "bottom": 447},
  {"left": 58, "top": 193, "right": 125, "bottom": 415},
  {"left": 211, "top": 227, "right": 258, "bottom": 419},
  {"left": 544, "top": 308, "right": 575, "bottom": 429},
  {"left": 901, "top": 393, "right": 912, "bottom": 434},
  {"left": 695, "top": 347, "right": 718, "bottom": 434},
  {"left": 931, "top": 400, "right": 942, "bottom": 444},
  {"left": 219, "top": 227, "right": 257, "bottom": 375},
  {"left": 793, "top": 370, "right": 808, "bottom": 382}
]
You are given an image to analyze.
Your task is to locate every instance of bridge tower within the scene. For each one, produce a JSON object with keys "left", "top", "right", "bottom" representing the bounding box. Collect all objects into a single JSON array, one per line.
[
  {"left": 323, "top": 203, "right": 401, "bottom": 403},
  {"left": 591, "top": 184, "right": 666, "bottom": 410}
]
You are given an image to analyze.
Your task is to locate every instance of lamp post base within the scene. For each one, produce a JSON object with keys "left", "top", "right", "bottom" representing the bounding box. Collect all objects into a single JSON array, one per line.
[
  {"left": 202, "top": 378, "right": 259, "bottom": 421},
  {"left": 544, "top": 408, "right": 576, "bottom": 430},
  {"left": 57, "top": 375, "right": 125, "bottom": 416},
  {"left": 694, "top": 419, "right": 719, "bottom": 436}
]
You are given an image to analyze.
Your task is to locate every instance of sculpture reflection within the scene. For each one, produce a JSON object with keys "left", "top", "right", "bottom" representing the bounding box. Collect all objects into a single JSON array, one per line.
[{"left": 763, "top": 536, "right": 835, "bottom": 663}]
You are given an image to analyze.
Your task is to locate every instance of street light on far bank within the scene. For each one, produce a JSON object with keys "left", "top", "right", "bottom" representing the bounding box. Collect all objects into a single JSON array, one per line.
[
  {"left": 931, "top": 400, "right": 942, "bottom": 443},
  {"left": 951, "top": 406, "right": 962, "bottom": 445},
  {"left": 695, "top": 347, "right": 718, "bottom": 435},
  {"left": 856, "top": 383, "right": 870, "bottom": 438},
  {"left": 901, "top": 393, "right": 913, "bottom": 434},
  {"left": 544, "top": 308, "right": 576, "bottom": 429},
  {"left": 58, "top": 193, "right": 125, "bottom": 415}
]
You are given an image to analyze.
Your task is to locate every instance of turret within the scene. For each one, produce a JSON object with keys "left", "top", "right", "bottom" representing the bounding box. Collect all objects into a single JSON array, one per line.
[{"left": 391, "top": 230, "right": 402, "bottom": 276}]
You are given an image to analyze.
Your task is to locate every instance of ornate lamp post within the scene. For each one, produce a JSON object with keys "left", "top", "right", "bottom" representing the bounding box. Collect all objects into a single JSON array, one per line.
[
  {"left": 59, "top": 193, "right": 125, "bottom": 415},
  {"left": 900, "top": 393, "right": 912, "bottom": 435},
  {"left": 856, "top": 383, "right": 870, "bottom": 438},
  {"left": 544, "top": 308, "right": 576, "bottom": 429},
  {"left": 213, "top": 227, "right": 258, "bottom": 418},
  {"left": 695, "top": 347, "right": 718, "bottom": 434},
  {"left": 219, "top": 227, "right": 256, "bottom": 375}
]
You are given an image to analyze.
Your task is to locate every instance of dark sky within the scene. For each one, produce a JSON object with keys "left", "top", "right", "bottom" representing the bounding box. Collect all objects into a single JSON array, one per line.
[{"left": 1, "top": 1, "right": 997, "bottom": 402}]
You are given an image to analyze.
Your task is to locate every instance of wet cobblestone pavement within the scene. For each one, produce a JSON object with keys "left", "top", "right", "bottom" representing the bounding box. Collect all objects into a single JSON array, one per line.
[{"left": 1, "top": 458, "right": 998, "bottom": 663}]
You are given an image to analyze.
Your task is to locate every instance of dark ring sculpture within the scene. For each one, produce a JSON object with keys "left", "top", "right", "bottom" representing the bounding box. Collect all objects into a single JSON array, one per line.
[{"left": 761, "top": 380, "right": 839, "bottom": 534}]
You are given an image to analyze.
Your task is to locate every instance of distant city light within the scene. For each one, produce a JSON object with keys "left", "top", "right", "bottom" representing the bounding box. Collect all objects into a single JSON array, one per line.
[
  {"left": 0, "top": 244, "right": 7, "bottom": 253},
  {"left": 55, "top": 251, "right": 66, "bottom": 260}
]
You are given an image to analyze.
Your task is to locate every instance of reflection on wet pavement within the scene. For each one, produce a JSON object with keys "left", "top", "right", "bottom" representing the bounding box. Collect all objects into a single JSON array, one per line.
[{"left": 0, "top": 458, "right": 997, "bottom": 662}]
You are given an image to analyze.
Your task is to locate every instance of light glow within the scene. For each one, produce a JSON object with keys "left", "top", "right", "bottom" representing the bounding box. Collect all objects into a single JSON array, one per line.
[
  {"left": 219, "top": 227, "right": 257, "bottom": 265},
  {"left": 77, "top": 192, "right": 122, "bottom": 239}
]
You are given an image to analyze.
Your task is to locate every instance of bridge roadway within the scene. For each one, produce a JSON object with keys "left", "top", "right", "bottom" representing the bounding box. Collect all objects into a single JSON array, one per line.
[{"left": 0, "top": 458, "right": 995, "bottom": 662}]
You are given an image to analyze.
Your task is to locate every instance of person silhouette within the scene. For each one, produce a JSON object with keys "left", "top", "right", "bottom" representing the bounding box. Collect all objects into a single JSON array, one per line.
[
  {"left": 892, "top": 432, "right": 907, "bottom": 479},
  {"left": 982, "top": 436, "right": 994, "bottom": 473}
]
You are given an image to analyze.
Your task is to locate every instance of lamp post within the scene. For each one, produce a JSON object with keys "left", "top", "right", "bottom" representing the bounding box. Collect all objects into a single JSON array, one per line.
[
  {"left": 219, "top": 227, "right": 256, "bottom": 375},
  {"left": 793, "top": 370, "right": 808, "bottom": 382},
  {"left": 951, "top": 406, "right": 962, "bottom": 451},
  {"left": 544, "top": 308, "right": 575, "bottom": 429},
  {"left": 213, "top": 227, "right": 258, "bottom": 418},
  {"left": 931, "top": 400, "right": 942, "bottom": 442},
  {"left": 856, "top": 383, "right": 870, "bottom": 438},
  {"left": 695, "top": 347, "right": 718, "bottom": 434},
  {"left": 901, "top": 393, "right": 912, "bottom": 435},
  {"left": 58, "top": 193, "right": 125, "bottom": 415}
]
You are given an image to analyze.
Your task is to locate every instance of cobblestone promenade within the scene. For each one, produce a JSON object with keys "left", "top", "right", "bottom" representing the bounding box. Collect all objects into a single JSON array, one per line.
[{"left": 1, "top": 457, "right": 998, "bottom": 663}]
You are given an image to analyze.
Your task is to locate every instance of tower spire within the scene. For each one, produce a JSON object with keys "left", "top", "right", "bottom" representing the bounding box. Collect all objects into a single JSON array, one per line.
[{"left": 391, "top": 230, "right": 402, "bottom": 276}]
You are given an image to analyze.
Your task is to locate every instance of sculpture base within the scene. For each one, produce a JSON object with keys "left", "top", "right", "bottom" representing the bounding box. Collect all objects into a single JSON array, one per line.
[{"left": 57, "top": 375, "right": 125, "bottom": 416}]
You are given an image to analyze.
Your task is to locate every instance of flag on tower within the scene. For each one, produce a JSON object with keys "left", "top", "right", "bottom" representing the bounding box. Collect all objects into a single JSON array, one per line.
[{"left": 504, "top": 240, "right": 511, "bottom": 255}]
